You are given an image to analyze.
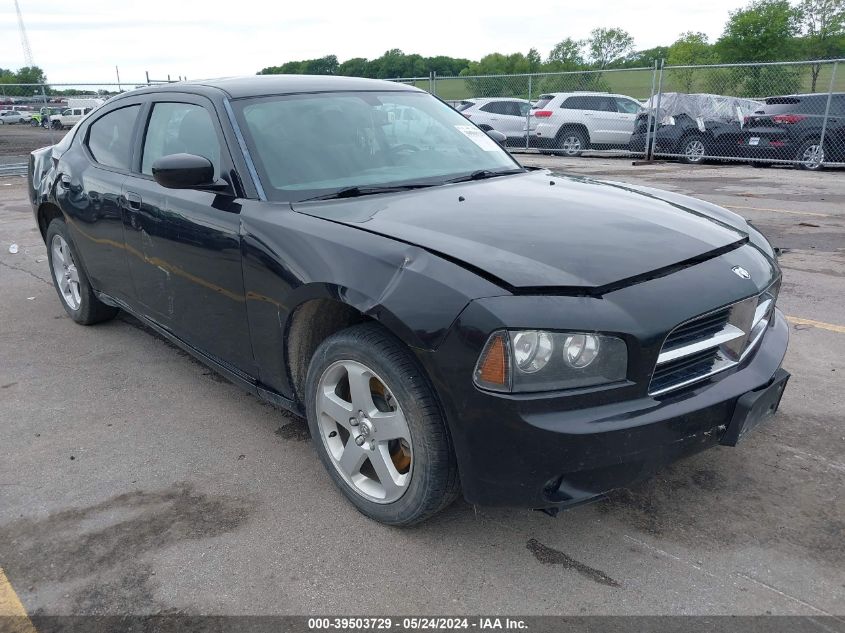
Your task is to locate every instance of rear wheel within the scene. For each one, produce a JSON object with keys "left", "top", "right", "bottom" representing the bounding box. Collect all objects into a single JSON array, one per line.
[
  {"left": 679, "top": 135, "right": 708, "bottom": 164},
  {"left": 795, "top": 139, "right": 824, "bottom": 171},
  {"left": 555, "top": 128, "right": 587, "bottom": 157},
  {"left": 305, "top": 323, "right": 460, "bottom": 525},
  {"left": 46, "top": 218, "right": 118, "bottom": 325}
]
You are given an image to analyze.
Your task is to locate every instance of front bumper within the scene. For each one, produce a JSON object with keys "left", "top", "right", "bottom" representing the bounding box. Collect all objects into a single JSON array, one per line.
[{"left": 421, "top": 309, "right": 789, "bottom": 508}]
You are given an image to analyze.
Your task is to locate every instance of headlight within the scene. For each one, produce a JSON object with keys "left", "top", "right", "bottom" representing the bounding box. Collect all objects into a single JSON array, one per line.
[{"left": 473, "top": 330, "right": 628, "bottom": 393}]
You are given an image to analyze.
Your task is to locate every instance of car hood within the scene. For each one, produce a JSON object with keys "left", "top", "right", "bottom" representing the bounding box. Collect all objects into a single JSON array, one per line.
[{"left": 292, "top": 171, "right": 749, "bottom": 291}]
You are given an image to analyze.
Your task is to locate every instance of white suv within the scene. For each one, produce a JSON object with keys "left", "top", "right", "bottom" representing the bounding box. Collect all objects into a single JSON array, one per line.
[
  {"left": 48, "top": 107, "right": 93, "bottom": 129},
  {"left": 457, "top": 98, "right": 532, "bottom": 145},
  {"left": 527, "top": 92, "right": 643, "bottom": 156}
]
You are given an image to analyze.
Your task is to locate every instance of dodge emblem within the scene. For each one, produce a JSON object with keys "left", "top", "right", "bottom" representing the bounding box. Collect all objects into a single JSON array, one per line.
[{"left": 732, "top": 266, "right": 751, "bottom": 280}]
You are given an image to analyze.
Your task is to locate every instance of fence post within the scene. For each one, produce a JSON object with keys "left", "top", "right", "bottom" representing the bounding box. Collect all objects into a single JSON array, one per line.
[
  {"left": 819, "top": 60, "right": 838, "bottom": 167},
  {"left": 526, "top": 74, "right": 533, "bottom": 150},
  {"left": 648, "top": 59, "right": 666, "bottom": 161},
  {"left": 643, "top": 60, "right": 658, "bottom": 161},
  {"left": 432, "top": 71, "right": 437, "bottom": 97},
  {"left": 40, "top": 83, "right": 55, "bottom": 145}
]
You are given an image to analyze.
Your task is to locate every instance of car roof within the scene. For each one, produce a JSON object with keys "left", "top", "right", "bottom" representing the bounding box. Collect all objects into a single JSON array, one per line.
[
  {"left": 540, "top": 91, "right": 635, "bottom": 99},
  {"left": 114, "top": 75, "right": 423, "bottom": 100},
  {"left": 468, "top": 97, "right": 528, "bottom": 102},
  {"left": 764, "top": 92, "right": 844, "bottom": 99}
]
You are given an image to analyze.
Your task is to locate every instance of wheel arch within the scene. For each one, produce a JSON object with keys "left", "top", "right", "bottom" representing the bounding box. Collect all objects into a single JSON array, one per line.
[
  {"left": 36, "top": 201, "right": 64, "bottom": 241},
  {"left": 556, "top": 122, "right": 591, "bottom": 144},
  {"left": 281, "top": 284, "right": 438, "bottom": 406}
]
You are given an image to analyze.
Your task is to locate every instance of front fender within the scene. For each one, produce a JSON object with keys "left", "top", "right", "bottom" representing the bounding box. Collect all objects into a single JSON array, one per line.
[{"left": 239, "top": 202, "right": 506, "bottom": 398}]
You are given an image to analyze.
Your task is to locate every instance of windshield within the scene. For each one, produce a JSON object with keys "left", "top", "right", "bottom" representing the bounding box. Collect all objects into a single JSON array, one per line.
[{"left": 232, "top": 91, "right": 520, "bottom": 202}]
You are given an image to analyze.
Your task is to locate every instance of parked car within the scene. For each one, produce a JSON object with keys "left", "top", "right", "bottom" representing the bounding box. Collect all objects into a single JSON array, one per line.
[
  {"left": 0, "top": 109, "right": 32, "bottom": 124},
  {"left": 29, "top": 75, "right": 789, "bottom": 525},
  {"left": 629, "top": 93, "right": 763, "bottom": 164},
  {"left": 739, "top": 93, "right": 845, "bottom": 170},
  {"left": 48, "top": 107, "right": 93, "bottom": 129},
  {"left": 458, "top": 98, "right": 532, "bottom": 145},
  {"left": 526, "top": 92, "right": 644, "bottom": 155}
]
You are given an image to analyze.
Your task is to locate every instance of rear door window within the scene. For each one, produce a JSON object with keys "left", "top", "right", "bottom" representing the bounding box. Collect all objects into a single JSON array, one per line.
[
  {"left": 86, "top": 104, "right": 141, "bottom": 170},
  {"left": 480, "top": 102, "right": 504, "bottom": 114}
]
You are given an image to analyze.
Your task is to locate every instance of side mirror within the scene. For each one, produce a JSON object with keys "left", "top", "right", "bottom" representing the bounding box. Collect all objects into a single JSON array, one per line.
[
  {"left": 485, "top": 129, "right": 507, "bottom": 145},
  {"left": 152, "top": 153, "right": 224, "bottom": 191}
]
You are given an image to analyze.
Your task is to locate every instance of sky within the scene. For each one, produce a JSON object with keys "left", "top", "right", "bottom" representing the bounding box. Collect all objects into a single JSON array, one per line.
[{"left": 0, "top": 0, "right": 749, "bottom": 85}]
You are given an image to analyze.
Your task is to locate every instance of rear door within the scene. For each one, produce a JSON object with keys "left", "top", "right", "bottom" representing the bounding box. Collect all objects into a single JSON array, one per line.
[
  {"left": 59, "top": 100, "right": 144, "bottom": 302},
  {"left": 498, "top": 101, "right": 530, "bottom": 138},
  {"left": 121, "top": 94, "right": 255, "bottom": 374}
]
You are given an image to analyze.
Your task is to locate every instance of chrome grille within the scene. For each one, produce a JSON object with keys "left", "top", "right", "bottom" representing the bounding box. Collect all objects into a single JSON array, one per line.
[{"left": 649, "top": 283, "right": 778, "bottom": 396}]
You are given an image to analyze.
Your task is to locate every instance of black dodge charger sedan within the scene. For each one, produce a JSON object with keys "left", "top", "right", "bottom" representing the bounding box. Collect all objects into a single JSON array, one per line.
[{"left": 29, "top": 76, "right": 789, "bottom": 525}]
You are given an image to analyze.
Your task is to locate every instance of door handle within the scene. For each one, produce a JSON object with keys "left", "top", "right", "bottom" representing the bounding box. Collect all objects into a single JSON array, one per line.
[
  {"left": 125, "top": 191, "right": 142, "bottom": 211},
  {"left": 60, "top": 174, "right": 71, "bottom": 189}
]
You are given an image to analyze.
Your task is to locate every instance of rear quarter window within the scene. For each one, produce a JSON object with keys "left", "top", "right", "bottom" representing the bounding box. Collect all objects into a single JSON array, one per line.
[{"left": 533, "top": 96, "right": 553, "bottom": 109}]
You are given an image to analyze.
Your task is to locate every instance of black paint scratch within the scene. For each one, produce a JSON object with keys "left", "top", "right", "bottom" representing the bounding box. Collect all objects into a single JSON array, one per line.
[{"left": 526, "top": 538, "right": 621, "bottom": 588}]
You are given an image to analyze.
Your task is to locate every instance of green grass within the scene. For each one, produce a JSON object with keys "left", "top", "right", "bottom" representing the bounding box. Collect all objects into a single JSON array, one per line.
[{"left": 416, "top": 63, "right": 844, "bottom": 102}]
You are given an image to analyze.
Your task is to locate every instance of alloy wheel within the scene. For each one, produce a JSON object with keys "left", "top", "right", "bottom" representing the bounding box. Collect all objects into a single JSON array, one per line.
[
  {"left": 684, "top": 139, "right": 706, "bottom": 162},
  {"left": 50, "top": 234, "right": 81, "bottom": 310},
  {"left": 800, "top": 144, "right": 823, "bottom": 170},
  {"left": 561, "top": 135, "right": 582, "bottom": 155},
  {"left": 315, "top": 360, "right": 413, "bottom": 504}
]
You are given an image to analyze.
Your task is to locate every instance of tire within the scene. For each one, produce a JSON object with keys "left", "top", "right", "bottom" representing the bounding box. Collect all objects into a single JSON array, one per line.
[
  {"left": 51, "top": 120, "right": 61, "bottom": 130},
  {"left": 555, "top": 128, "right": 587, "bottom": 157},
  {"left": 679, "top": 134, "right": 708, "bottom": 165},
  {"left": 795, "top": 139, "right": 824, "bottom": 171},
  {"left": 305, "top": 323, "right": 460, "bottom": 526},
  {"left": 45, "top": 218, "right": 119, "bottom": 325}
]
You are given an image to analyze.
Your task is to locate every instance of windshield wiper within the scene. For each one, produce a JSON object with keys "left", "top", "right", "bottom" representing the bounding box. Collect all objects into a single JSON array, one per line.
[
  {"left": 443, "top": 168, "right": 525, "bottom": 184},
  {"left": 300, "top": 183, "right": 434, "bottom": 202}
]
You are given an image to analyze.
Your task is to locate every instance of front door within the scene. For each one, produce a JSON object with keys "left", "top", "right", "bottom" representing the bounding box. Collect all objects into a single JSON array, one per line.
[{"left": 121, "top": 96, "right": 255, "bottom": 375}]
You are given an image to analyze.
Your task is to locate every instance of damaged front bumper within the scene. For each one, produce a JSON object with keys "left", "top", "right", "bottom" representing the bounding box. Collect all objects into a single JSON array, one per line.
[{"left": 420, "top": 309, "right": 789, "bottom": 509}]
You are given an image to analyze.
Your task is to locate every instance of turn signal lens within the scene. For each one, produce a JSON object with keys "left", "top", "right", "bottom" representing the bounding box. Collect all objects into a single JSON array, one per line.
[{"left": 473, "top": 331, "right": 511, "bottom": 391}]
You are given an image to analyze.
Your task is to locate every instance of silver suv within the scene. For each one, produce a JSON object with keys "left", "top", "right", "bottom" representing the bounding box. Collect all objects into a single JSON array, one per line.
[
  {"left": 457, "top": 98, "right": 532, "bottom": 145},
  {"left": 527, "top": 92, "right": 643, "bottom": 156}
]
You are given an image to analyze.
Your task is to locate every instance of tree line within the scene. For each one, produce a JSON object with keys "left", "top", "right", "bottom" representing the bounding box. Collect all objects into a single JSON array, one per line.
[{"left": 257, "top": 0, "right": 843, "bottom": 94}]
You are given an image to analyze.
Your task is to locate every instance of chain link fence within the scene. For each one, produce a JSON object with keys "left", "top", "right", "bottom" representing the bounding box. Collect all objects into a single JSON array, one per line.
[
  {"left": 389, "top": 58, "right": 844, "bottom": 169},
  {"left": 1, "top": 61, "right": 843, "bottom": 177}
]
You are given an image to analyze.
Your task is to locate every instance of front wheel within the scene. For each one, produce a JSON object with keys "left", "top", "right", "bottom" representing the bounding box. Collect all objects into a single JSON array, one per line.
[
  {"left": 795, "top": 139, "right": 824, "bottom": 171},
  {"left": 45, "top": 218, "right": 119, "bottom": 325},
  {"left": 305, "top": 323, "right": 460, "bottom": 525}
]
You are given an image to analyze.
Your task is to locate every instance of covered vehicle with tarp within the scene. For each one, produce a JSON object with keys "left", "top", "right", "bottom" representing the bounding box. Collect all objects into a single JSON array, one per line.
[{"left": 629, "top": 93, "right": 764, "bottom": 163}]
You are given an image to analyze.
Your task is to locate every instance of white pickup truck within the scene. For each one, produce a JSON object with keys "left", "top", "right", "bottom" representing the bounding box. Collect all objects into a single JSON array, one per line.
[{"left": 48, "top": 107, "right": 93, "bottom": 129}]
